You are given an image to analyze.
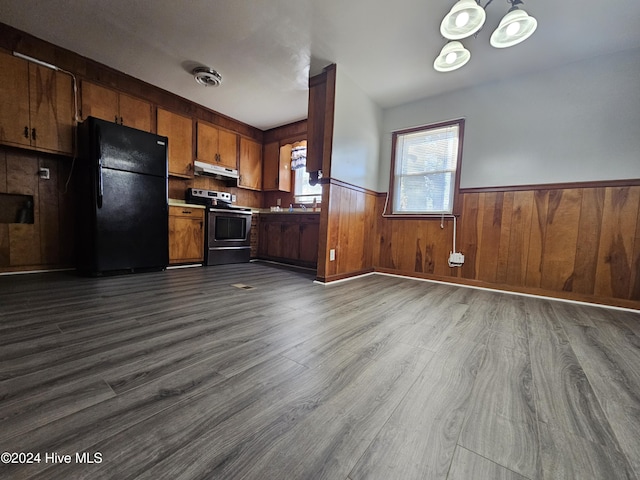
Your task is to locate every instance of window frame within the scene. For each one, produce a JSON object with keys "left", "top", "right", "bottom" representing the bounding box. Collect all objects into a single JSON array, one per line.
[{"left": 388, "top": 118, "right": 465, "bottom": 217}]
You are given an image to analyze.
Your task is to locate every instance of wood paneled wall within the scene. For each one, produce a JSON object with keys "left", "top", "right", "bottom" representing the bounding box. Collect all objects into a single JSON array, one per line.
[
  {"left": 0, "top": 23, "right": 263, "bottom": 142},
  {"left": 373, "top": 185, "right": 640, "bottom": 309},
  {"left": 0, "top": 146, "right": 75, "bottom": 271},
  {"left": 317, "top": 179, "right": 376, "bottom": 282}
]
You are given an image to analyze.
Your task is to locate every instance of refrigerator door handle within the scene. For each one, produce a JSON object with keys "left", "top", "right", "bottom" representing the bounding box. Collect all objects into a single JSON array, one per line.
[{"left": 96, "top": 125, "right": 104, "bottom": 208}]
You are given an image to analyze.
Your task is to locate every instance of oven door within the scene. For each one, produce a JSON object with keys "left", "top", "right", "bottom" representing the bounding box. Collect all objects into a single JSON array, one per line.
[{"left": 206, "top": 208, "right": 252, "bottom": 265}]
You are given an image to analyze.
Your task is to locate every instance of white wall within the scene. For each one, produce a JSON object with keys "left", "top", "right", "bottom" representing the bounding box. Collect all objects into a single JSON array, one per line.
[
  {"left": 378, "top": 47, "right": 640, "bottom": 191},
  {"left": 331, "top": 67, "right": 383, "bottom": 191}
]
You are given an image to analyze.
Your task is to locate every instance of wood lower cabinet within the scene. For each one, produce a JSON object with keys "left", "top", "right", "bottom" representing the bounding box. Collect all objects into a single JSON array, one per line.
[
  {"left": 158, "top": 108, "right": 193, "bottom": 178},
  {"left": 258, "top": 213, "right": 320, "bottom": 268},
  {"left": 0, "top": 51, "right": 74, "bottom": 155},
  {"left": 168, "top": 205, "right": 205, "bottom": 264},
  {"left": 81, "top": 81, "right": 153, "bottom": 132}
]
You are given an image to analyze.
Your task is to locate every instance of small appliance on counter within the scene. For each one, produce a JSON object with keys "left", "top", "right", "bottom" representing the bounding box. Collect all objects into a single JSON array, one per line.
[{"left": 186, "top": 188, "right": 252, "bottom": 266}]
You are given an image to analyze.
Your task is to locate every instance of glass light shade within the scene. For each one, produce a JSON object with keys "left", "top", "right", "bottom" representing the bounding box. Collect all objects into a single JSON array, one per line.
[
  {"left": 490, "top": 9, "right": 537, "bottom": 48},
  {"left": 434, "top": 41, "right": 471, "bottom": 72},
  {"left": 441, "top": 0, "right": 486, "bottom": 40}
]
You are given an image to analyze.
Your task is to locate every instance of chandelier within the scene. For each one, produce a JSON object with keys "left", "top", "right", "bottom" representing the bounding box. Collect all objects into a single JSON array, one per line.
[{"left": 434, "top": 0, "right": 537, "bottom": 72}]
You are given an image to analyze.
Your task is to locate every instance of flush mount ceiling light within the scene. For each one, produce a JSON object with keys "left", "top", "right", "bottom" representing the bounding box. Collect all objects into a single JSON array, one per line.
[
  {"left": 434, "top": 0, "right": 537, "bottom": 72},
  {"left": 192, "top": 66, "right": 222, "bottom": 87},
  {"left": 434, "top": 41, "right": 471, "bottom": 72}
]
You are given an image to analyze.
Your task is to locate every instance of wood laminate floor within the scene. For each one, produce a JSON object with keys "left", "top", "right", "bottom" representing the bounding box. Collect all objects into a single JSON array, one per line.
[{"left": 0, "top": 262, "right": 639, "bottom": 480}]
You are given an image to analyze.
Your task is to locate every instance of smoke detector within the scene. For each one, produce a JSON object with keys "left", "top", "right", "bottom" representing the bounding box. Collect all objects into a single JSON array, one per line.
[{"left": 192, "top": 66, "right": 222, "bottom": 87}]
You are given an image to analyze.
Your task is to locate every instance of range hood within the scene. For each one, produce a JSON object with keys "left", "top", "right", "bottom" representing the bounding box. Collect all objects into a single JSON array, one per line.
[{"left": 194, "top": 161, "right": 239, "bottom": 180}]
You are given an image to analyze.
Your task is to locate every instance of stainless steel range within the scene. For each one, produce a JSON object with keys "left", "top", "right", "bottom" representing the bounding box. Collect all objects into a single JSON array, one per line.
[{"left": 186, "top": 188, "right": 252, "bottom": 265}]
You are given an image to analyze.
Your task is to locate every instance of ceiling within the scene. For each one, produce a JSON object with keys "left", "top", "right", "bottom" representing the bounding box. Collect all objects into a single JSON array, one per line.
[{"left": 2, "top": 0, "right": 640, "bottom": 131}]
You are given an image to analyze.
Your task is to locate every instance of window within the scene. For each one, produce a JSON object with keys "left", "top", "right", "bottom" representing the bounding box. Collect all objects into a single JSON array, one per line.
[
  {"left": 294, "top": 168, "right": 322, "bottom": 204},
  {"left": 291, "top": 143, "right": 322, "bottom": 203},
  {"left": 390, "top": 119, "right": 464, "bottom": 215}
]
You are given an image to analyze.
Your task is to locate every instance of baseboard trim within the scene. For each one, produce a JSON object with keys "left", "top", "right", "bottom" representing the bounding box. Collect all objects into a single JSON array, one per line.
[
  {"left": 0, "top": 267, "right": 74, "bottom": 276},
  {"left": 313, "top": 266, "right": 639, "bottom": 312},
  {"left": 374, "top": 268, "right": 639, "bottom": 313}
]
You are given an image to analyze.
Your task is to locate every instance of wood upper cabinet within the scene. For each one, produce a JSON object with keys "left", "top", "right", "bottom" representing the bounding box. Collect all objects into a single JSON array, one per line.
[
  {"left": 196, "top": 121, "right": 238, "bottom": 170},
  {"left": 262, "top": 141, "right": 291, "bottom": 192},
  {"left": 307, "top": 64, "right": 336, "bottom": 176},
  {"left": 81, "top": 81, "right": 152, "bottom": 132},
  {"left": 0, "top": 51, "right": 73, "bottom": 155},
  {"left": 157, "top": 108, "right": 193, "bottom": 178},
  {"left": 169, "top": 205, "right": 205, "bottom": 264},
  {"left": 238, "top": 137, "right": 262, "bottom": 190}
]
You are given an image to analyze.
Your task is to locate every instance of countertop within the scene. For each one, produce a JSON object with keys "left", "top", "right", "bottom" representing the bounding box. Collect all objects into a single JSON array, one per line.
[
  {"left": 168, "top": 199, "right": 206, "bottom": 209},
  {"left": 168, "top": 200, "right": 321, "bottom": 214},
  {"left": 256, "top": 208, "right": 321, "bottom": 215}
]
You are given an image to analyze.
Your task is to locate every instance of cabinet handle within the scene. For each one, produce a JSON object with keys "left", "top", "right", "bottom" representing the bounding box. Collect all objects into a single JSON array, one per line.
[
  {"left": 182, "top": 210, "right": 192, "bottom": 214},
  {"left": 24, "top": 126, "right": 29, "bottom": 138},
  {"left": 120, "top": 117, "right": 124, "bottom": 125},
  {"left": 31, "top": 128, "right": 36, "bottom": 141},
  {"left": 115, "top": 115, "right": 118, "bottom": 123}
]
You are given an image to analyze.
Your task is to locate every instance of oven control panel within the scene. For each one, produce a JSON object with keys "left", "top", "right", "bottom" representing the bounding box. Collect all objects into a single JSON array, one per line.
[{"left": 186, "top": 188, "right": 231, "bottom": 206}]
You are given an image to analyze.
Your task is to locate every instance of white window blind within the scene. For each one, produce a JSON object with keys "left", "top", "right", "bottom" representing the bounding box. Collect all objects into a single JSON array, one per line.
[{"left": 392, "top": 122, "right": 461, "bottom": 214}]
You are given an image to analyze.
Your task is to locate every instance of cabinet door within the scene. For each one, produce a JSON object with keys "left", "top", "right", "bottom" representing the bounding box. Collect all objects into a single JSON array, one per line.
[
  {"left": 278, "top": 143, "right": 292, "bottom": 192},
  {"left": 196, "top": 121, "right": 218, "bottom": 164},
  {"left": 0, "top": 52, "right": 31, "bottom": 148},
  {"left": 239, "top": 137, "right": 262, "bottom": 190},
  {"left": 299, "top": 220, "right": 320, "bottom": 265},
  {"left": 282, "top": 222, "right": 300, "bottom": 260},
  {"left": 158, "top": 108, "right": 193, "bottom": 177},
  {"left": 119, "top": 93, "right": 152, "bottom": 132},
  {"left": 258, "top": 220, "right": 270, "bottom": 257},
  {"left": 217, "top": 128, "right": 238, "bottom": 169},
  {"left": 265, "top": 222, "right": 283, "bottom": 258},
  {"left": 29, "top": 64, "right": 74, "bottom": 154},
  {"left": 81, "top": 81, "right": 119, "bottom": 123},
  {"left": 169, "top": 207, "right": 204, "bottom": 264},
  {"left": 262, "top": 141, "right": 280, "bottom": 191}
]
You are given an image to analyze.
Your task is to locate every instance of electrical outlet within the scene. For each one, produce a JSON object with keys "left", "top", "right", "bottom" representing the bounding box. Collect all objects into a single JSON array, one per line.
[
  {"left": 276, "top": 198, "right": 281, "bottom": 206},
  {"left": 38, "top": 167, "right": 50, "bottom": 180},
  {"left": 448, "top": 252, "right": 465, "bottom": 267},
  {"left": 329, "top": 249, "right": 336, "bottom": 261}
]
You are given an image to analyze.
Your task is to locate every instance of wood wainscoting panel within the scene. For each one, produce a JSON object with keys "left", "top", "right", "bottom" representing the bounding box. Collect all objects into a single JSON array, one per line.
[
  {"left": 372, "top": 183, "right": 640, "bottom": 307},
  {"left": 505, "top": 190, "right": 534, "bottom": 287},
  {"left": 594, "top": 186, "right": 640, "bottom": 299},
  {"left": 633, "top": 205, "right": 640, "bottom": 301},
  {"left": 525, "top": 190, "right": 550, "bottom": 289},
  {"left": 540, "top": 189, "right": 583, "bottom": 292},
  {"left": 476, "top": 192, "right": 505, "bottom": 284},
  {"left": 37, "top": 156, "right": 60, "bottom": 265},
  {"left": 459, "top": 193, "right": 479, "bottom": 280},
  {"left": 320, "top": 180, "right": 376, "bottom": 281},
  {"left": 572, "top": 188, "right": 605, "bottom": 295}
]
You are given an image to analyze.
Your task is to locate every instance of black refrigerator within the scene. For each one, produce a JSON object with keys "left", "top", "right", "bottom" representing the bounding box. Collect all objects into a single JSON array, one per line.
[{"left": 76, "top": 117, "right": 169, "bottom": 275}]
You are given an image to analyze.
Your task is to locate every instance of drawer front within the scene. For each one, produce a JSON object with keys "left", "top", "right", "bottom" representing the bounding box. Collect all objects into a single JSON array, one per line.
[{"left": 169, "top": 205, "right": 204, "bottom": 219}]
